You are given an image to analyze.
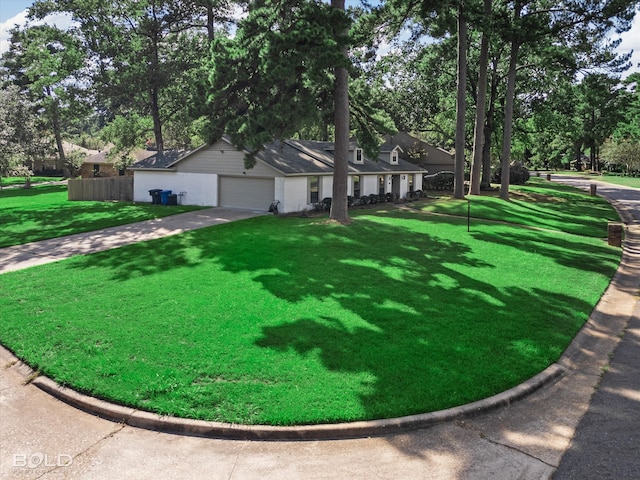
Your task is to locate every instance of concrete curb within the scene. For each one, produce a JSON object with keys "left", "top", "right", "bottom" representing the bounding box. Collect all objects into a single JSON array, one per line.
[{"left": 1, "top": 346, "right": 565, "bottom": 440}]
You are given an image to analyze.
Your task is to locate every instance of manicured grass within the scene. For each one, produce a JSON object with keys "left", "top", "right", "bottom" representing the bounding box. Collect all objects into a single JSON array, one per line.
[
  {"left": 0, "top": 176, "right": 64, "bottom": 187},
  {"left": 417, "top": 178, "right": 619, "bottom": 238},
  {"left": 551, "top": 171, "right": 640, "bottom": 189},
  {"left": 0, "top": 183, "right": 621, "bottom": 425},
  {"left": 0, "top": 184, "right": 203, "bottom": 248}
]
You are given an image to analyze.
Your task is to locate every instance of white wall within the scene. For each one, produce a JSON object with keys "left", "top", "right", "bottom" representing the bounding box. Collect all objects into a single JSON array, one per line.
[
  {"left": 414, "top": 173, "right": 423, "bottom": 191},
  {"left": 134, "top": 171, "right": 218, "bottom": 206},
  {"left": 282, "top": 177, "right": 309, "bottom": 213},
  {"left": 383, "top": 174, "right": 393, "bottom": 194},
  {"left": 320, "top": 176, "right": 333, "bottom": 201},
  {"left": 361, "top": 175, "right": 379, "bottom": 196}
]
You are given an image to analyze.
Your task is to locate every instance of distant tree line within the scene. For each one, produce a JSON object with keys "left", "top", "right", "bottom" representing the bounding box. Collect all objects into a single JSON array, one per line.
[{"left": 1, "top": 0, "right": 638, "bottom": 218}]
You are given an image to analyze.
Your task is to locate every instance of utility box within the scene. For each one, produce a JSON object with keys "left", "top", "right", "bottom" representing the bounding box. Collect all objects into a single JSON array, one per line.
[{"left": 608, "top": 222, "right": 623, "bottom": 247}]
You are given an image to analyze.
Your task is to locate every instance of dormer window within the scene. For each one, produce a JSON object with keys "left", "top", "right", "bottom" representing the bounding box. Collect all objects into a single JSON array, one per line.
[
  {"left": 390, "top": 149, "right": 399, "bottom": 165},
  {"left": 354, "top": 148, "right": 363, "bottom": 164}
]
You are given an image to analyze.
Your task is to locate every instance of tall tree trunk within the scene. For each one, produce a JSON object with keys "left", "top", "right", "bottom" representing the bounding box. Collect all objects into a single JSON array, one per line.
[
  {"left": 481, "top": 59, "right": 499, "bottom": 189},
  {"left": 46, "top": 87, "right": 66, "bottom": 172},
  {"left": 453, "top": 2, "right": 467, "bottom": 200},
  {"left": 499, "top": 38, "right": 520, "bottom": 200},
  {"left": 329, "top": 0, "right": 350, "bottom": 224},
  {"left": 150, "top": 34, "right": 164, "bottom": 153},
  {"left": 206, "top": 1, "right": 215, "bottom": 42},
  {"left": 499, "top": 0, "right": 523, "bottom": 201},
  {"left": 468, "top": 0, "right": 491, "bottom": 196},
  {"left": 151, "top": 85, "right": 164, "bottom": 153}
]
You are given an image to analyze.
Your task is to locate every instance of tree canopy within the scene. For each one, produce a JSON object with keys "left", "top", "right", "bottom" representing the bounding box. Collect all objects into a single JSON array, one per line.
[{"left": 1, "top": 0, "right": 639, "bottom": 202}]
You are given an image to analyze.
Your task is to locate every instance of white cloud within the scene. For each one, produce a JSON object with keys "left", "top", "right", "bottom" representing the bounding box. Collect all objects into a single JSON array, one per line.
[
  {"left": 0, "top": 10, "right": 75, "bottom": 55},
  {"left": 615, "top": 9, "right": 640, "bottom": 78},
  {"left": 0, "top": 10, "right": 29, "bottom": 55}
]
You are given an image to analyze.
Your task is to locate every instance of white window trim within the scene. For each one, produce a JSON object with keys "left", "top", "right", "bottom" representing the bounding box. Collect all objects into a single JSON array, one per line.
[{"left": 354, "top": 148, "right": 364, "bottom": 164}]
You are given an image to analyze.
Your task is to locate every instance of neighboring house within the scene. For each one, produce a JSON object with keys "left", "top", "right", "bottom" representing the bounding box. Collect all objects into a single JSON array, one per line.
[
  {"left": 130, "top": 136, "right": 426, "bottom": 213},
  {"left": 81, "top": 147, "right": 155, "bottom": 178},
  {"left": 383, "top": 132, "right": 455, "bottom": 174},
  {"left": 32, "top": 141, "right": 96, "bottom": 175}
]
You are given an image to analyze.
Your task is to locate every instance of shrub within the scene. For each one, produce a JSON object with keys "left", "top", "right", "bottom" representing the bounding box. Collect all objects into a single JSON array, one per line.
[{"left": 492, "top": 163, "right": 530, "bottom": 185}]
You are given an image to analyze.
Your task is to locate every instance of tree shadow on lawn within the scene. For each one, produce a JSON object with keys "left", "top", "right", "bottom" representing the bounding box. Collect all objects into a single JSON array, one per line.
[
  {"left": 0, "top": 184, "right": 66, "bottom": 199},
  {"left": 469, "top": 227, "right": 620, "bottom": 278},
  {"left": 63, "top": 209, "right": 605, "bottom": 422},
  {"left": 1, "top": 204, "right": 144, "bottom": 246},
  {"left": 0, "top": 190, "right": 195, "bottom": 248},
  {"left": 464, "top": 189, "right": 618, "bottom": 238}
]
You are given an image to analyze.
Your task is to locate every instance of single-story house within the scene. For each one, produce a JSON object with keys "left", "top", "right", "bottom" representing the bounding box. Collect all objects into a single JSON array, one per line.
[
  {"left": 383, "top": 132, "right": 455, "bottom": 173},
  {"left": 130, "top": 136, "right": 427, "bottom": 213},
  {"left": 81, "top": 147, "right": 155, "bottom": 178}
]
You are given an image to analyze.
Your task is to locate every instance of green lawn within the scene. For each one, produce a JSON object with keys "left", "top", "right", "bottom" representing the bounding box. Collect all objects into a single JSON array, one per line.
[
  {"left": 0, "top": 176, "right": 64, "bottom": 187},
  {"left": 0, "top": 184, "right": 202, "bottom": 248},
  {"left": 417, "top": 178, "right": 620, "bottom": 237},
  {"left": 551, "top": 170, "right": 640, "bottom": 189},
  {"left": 0, "top": 182, "right": 622, "bottom": 426}
]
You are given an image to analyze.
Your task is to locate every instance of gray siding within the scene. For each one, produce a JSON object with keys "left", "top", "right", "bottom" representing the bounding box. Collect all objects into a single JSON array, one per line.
[{"left": 177, "top": 140, "right": 280, "bottom": 177}]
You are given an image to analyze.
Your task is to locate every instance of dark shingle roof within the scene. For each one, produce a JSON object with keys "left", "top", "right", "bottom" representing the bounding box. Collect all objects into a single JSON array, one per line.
[
  {"left": 254, "top": 140, "right": 334, "bottom": 174},
  {"left": 131, "top": 137, "right": 426, "bottom": 175},
  {"left": 130, "top": 149, "right": 192, "bottom": 169}
]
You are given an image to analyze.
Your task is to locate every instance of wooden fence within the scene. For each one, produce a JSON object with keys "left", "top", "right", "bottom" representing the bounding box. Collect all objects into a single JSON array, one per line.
[{"left": 68, "top": 177, "right": 134, "bottom": 202}]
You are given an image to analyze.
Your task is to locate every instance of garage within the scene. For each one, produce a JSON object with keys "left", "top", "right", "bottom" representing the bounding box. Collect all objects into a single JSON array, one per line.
[{"left": 219, "top": 176, "right": 275, "bottom": 211}]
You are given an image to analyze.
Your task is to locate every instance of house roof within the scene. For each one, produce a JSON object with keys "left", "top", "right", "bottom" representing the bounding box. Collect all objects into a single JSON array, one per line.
[
  {"left": 78, "top": 143, "right": 156, "bottom": 165},
  {"left": 255, "top": 140, "right": 334, "bottom": 175},
  {"left": 130, "top": 136, "right": 427, "bottom": 175},
  {"left": 259, "top": 139, "right": 426, "bottom": 175},
  {"left": 129, "top": 149, "right": 194, "bottom": 169},
  {"left": 382, "top": 132, "right": 454, "bottom": 167}
]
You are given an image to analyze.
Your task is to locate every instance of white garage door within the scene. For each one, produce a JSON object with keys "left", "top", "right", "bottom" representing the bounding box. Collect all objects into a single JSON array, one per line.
[{"left": 219, "top": 176, "right": 275, "bottom": 211}]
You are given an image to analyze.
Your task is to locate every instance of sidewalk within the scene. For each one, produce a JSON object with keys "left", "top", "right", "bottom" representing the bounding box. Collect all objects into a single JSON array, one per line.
[{"left": 1, "top": 181, "right": 639, "bottom": 479}]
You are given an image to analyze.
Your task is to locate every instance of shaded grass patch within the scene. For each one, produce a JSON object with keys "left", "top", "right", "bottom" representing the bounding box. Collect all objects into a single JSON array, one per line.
[
  {"left": 0, "top": 205, "right": 621, "bottom": 425},
  {"left": 0, "top": 184, "right": 202, "bottom": 248},
  {"left": 416, "top": 178, "right": 618, "bottom": 238}
]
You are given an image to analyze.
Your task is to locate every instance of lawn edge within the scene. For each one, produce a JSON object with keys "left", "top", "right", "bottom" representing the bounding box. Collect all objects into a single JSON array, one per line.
[{"left": 2, "top": 345, "right": 564, "bottom": 441}]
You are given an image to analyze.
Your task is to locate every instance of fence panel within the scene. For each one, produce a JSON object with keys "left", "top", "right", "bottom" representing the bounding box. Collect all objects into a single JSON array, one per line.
[{"left": 68, "top": 177, "right": 133, "bottom": 202}]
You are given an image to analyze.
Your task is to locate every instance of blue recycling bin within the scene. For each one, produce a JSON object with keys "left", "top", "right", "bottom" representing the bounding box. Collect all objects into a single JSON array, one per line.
[{"left": 160, "top": 189, "right": 172, "bottom": 206}]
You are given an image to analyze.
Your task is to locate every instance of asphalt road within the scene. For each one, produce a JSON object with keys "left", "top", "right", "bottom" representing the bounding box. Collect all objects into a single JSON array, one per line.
[{"left": 550, "top": 175, "right": 640, "bottom": 479}]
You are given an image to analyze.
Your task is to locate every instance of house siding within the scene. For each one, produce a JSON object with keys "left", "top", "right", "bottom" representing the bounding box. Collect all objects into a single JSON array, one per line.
[{"left": 177, "top": 140, "right": 279, "bottom": 177}]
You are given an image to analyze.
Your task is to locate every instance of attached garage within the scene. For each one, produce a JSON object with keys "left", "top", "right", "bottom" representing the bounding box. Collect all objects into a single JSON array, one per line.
[
  {"left": 219, "top": 176, "right": 275, "bottom": 211},
  {"left": 130, "top": 135, "right": 425, "bottom": 214}
]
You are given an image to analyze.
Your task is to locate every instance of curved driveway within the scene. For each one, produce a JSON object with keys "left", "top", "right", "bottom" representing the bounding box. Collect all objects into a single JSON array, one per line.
[{"left": 1, "top": 180, "right": 639, "bottom": 480}]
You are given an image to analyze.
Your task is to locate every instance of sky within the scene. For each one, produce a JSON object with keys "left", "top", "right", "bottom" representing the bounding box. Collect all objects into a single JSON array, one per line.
[{"left": 1, "top": 0, "right": 639, "bottom": 78}]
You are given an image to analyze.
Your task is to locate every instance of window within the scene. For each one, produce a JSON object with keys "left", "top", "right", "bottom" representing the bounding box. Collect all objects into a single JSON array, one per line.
[
  {"left": 354, "top": 148, "right": 363, "bottom": 164},
  {"left": 391, "top": 150, "right": 399, "bottom": 164},
  {"left": 378, "top": 175, "right": 385, "bottom": 195},
  {"left": 408, "top": 174, "right": 414, "bottom": 192},
  {"left": 93, "top": 164, "right": 100, "bottom": 177},
  {"left": 309, "top": 176, "right": 319, "bottom": 203},
  {"left": 353, "top": 175, "right": 361, "bottom": 199}
]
